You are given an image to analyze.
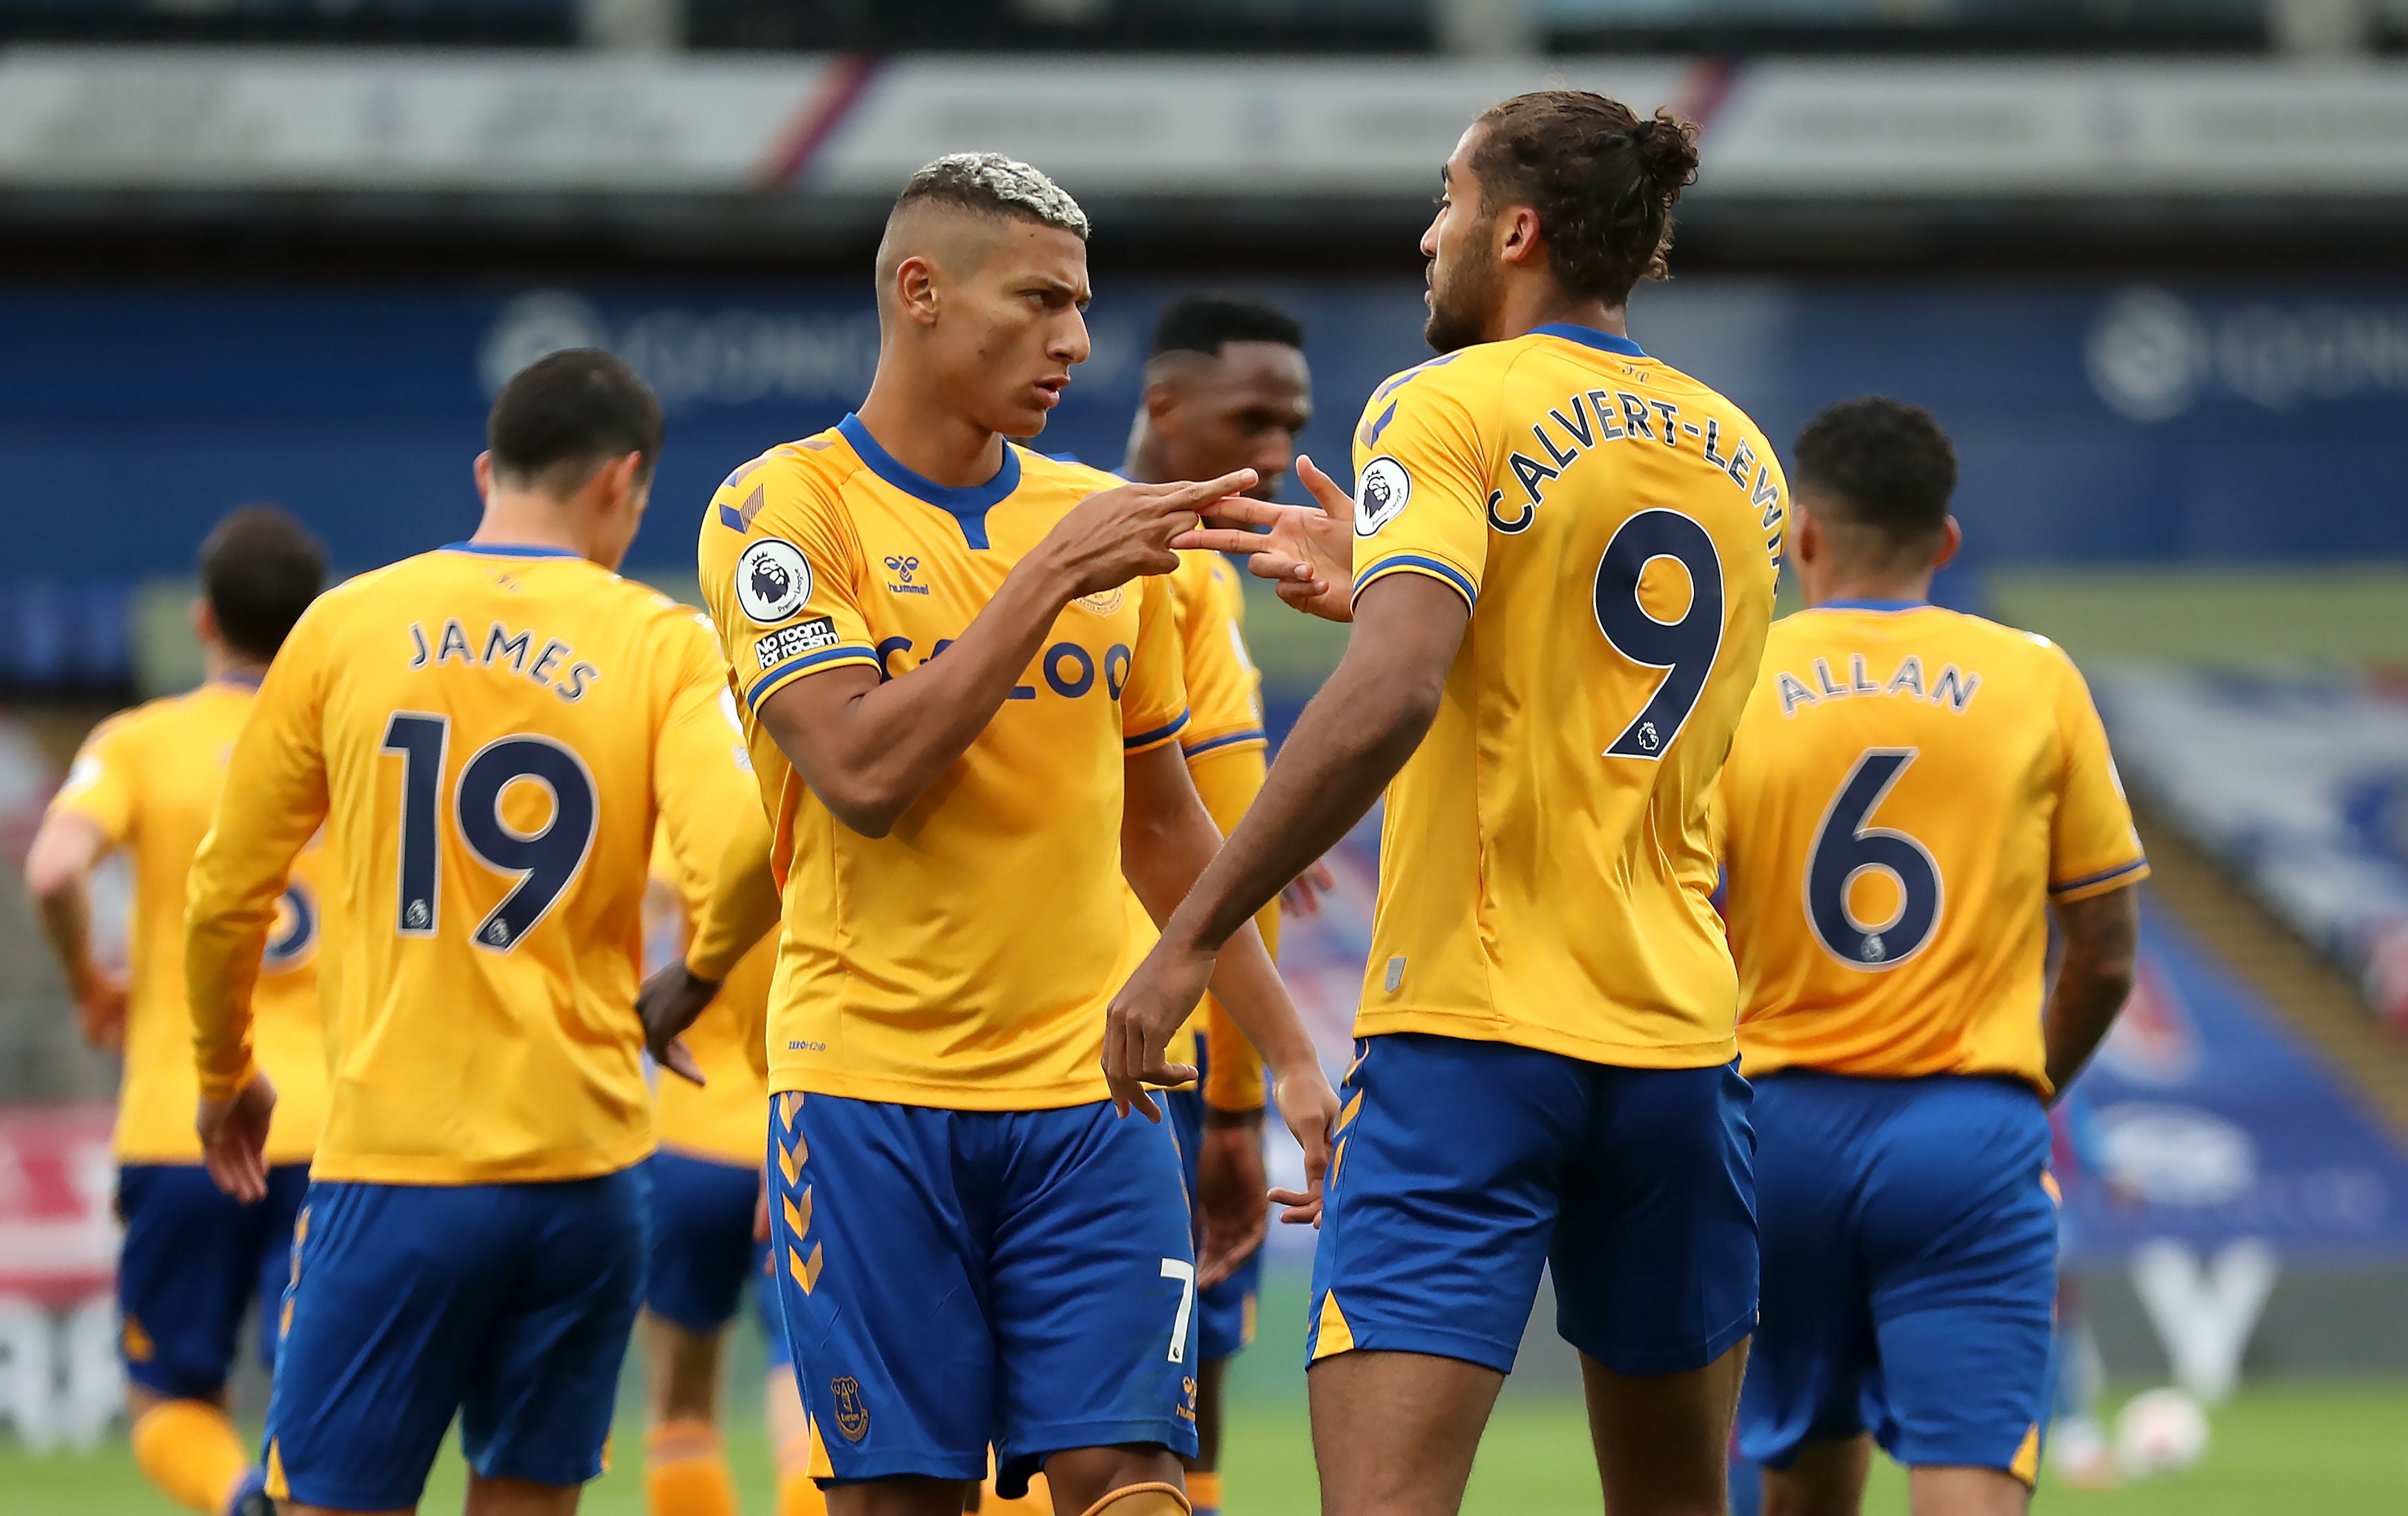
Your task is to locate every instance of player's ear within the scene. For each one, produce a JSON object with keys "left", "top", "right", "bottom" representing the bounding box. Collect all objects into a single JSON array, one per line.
[
  {"left": 1498, "top": 204, "right": 1543, "bottom": 267},
  {"left": 1931, "top": 516, "right": 1963, "bottom": 572},
  {"left": 1792, "top": 502, "right": 1824, "bottom": 567},
  {"left": 893, "top": 254, "right": 943, "bottom": 329},
  {"left": 473, "top": 450, "right": 495, "bottom": 503},
  {"left": 1143, "top": 380, "right": 1181, "bottom": 428},
  {"left": 191, "top": 596, "right": 218, "bottom": 648}
]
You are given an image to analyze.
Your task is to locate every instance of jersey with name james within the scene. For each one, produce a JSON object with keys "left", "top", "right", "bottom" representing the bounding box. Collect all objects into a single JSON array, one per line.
[
  {"left": 185, "top": 545, "right": 752, "bottom": 1184},
  {"left": 698, "top": 413, "right": 1190, "bottom": 1112},
  {"left": 1349, "top": 325, "right": 1786, "bottom": 1068},
  {"left": 1718, "top": 603, "right": 2148, "bottom": 1094}
]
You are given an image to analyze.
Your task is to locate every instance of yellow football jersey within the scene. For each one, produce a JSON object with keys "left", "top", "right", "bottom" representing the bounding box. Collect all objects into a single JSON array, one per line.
[
  {"left": 47, "top": 678, "right": 327, "bottom": 1165},
  {"left": 698, "top": 415, "right": 1190, "bottom": 1110},
  {"left": 648, "top": 823, "right": 775, "bottom": 1169},
  {"left": 1348, "top": 325, "right": 1785, "bottom": 1067},
  {"left": 1717, "top": 602, "right": 2149, "bottom": 1094},
  {"left": 1171, "top": 548, "right": 1267, "bottom": 761},
  {"left": 186, "top": 542, "right": 757, "bottom": 1185}
]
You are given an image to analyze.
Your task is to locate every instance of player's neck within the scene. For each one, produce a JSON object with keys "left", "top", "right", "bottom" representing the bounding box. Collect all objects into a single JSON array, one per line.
[
  {"left": 1492, "top": 285, "right": 1624, "bottom": 344},
  {"left": 855, "top": 376, "right": 1010, "bottom": 489},
  {"left": 471, "top": 492, "right": 600, "bottom": 563},
  {"left": 1803, "top": 568, "right": 1935, "bottom": 609},
  {"left": 202, "top": 645, "right": 270, "bottom": 684}
]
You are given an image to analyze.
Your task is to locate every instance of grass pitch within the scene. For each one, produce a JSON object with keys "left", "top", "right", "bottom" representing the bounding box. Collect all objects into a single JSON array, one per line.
[
  {"left": 9, "top": 1272, "right": 2405, "bottom": 1513},
  {"left": 8, "top": 1381, "right": 2408, "bottom": 1513}
]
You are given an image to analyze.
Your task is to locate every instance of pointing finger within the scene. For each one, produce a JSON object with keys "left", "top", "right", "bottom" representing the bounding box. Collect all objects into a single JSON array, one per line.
[{"left": 1157, "top": 470, "right": 1259, "bottom": 510}]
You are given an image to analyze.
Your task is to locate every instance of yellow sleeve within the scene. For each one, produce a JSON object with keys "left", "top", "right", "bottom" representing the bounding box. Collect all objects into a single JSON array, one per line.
[
  {"left": 1350, "top": 362, "right": 1490, "bottom": 611},
  {"left": 2045, "top": 649, "right": 2151, "bottom": 902},
  {"left": 699, "top": 459, "right": 881, "bottom": 715},
  {"left": 1189, "top": 741, "right": 1273, "bottom": 1112},
  {"left": 687, "top": 797, "right": 780, "bottom": 984},
  {"left": 651, "top": 612, "right": 774, "bottom": 975},
  {"left": 1121, "top": 572, "right": 1190, "bottom": 755},
  {"left": 47, "top": 711, "right": 141, "bottom": 845},
  {"left": 186, "top": 611, "right": 332, "bottom": 1101},
  {"left": 1176, "top": 555, "right": 1267, "bottom": 760}
]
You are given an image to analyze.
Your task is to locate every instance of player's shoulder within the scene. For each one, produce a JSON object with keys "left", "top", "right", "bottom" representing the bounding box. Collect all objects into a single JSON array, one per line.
[
  {"left": 1929, "top": 608, "right": 2081, "bottom": 673},
  {"left": 1012, "top": 447, "right": 1121, "bottom": 499},
  {"left": 707, "top": 433, "right": 868, "bottom": 534}
]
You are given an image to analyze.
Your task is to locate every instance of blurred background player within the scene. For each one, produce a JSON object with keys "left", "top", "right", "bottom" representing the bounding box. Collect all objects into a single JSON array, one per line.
[
  {"left": 22, "top": 506, "right": 328, "bottom": 1516},
  {"left": 642, "top": 797, "right": 825, "bottom": 1516},
  {"left": 182, "top": 349, "right": 762, "bottom": 1516},
  {"left": 691, "top": 153, "right": 1335, "bottom": 1516},
  {"left": 1115, "top": 91, "right": 1781, "bottom": 1516},
  {"left": 1117, "top": 292, "right": 1318, "bottom": 1516},
  {"left": 1714, "top": 397, "right": 2146, "bottom": 1516}
]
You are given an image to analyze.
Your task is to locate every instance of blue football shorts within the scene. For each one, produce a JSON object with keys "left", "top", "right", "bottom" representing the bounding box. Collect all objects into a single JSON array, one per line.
[
  {"left": 1304, "top": 1032, "right": 1758, "bottom": 1378},
  {"left": 263, "top": 1168, "right": 649, "bottom": 1510},
  {"left": 644, "top": 1147, "right": 783, "bottom": 1362},
  {"left": 765, "top": 1091, "right": 1199, "bottom": 1497},
  {"left": 1736, "top": 1071, "right": 2056, "bottom": 1482},
  {"left": 115, "top": 1162, "right": 310, "bottom": 1400}
]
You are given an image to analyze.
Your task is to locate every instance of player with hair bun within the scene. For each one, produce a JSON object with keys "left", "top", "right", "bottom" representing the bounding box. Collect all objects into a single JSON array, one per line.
[{"left": 1115, "top": 91, "right": 1784, "bottom": 1515}]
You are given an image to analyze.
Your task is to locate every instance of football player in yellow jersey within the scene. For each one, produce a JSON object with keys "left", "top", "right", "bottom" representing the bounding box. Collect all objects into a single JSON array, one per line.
[
  {"left": 1115, "top": 292, "right": 1321, "bottom": 1516},
  {"left": 1714, "top": 399, "right": 2144, "bottom": 1516},
  {"left": 183, "top": 351, "right": 762, "bottom": 1516},
  {"left": 689, "top": 155, "right": 1335, "bottom": 1516},
  {"left": 1112, "top": 93, "right": 1781, "bottom": 1516},
  {"left": 23, "top": 507, "right": 326, "bottom": 1516}
]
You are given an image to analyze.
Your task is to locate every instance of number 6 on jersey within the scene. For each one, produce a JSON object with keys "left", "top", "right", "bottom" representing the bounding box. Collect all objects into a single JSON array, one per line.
[{"left": 1805, "top": 747, "right": 1943, "bottom": 968}]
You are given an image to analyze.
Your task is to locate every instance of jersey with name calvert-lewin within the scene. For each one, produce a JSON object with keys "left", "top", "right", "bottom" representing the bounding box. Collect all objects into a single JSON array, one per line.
[
  {"left": 698, "top": 413, "right": 1190, "bottom": 1112},
  {"left": 184, "top": 543, "right": 755, "bottom": 1184},
  {"left": 1717, "top": 602, "right": 2149, "bottom": 1094},
  {"left": 47, "top": 678, "right": 329, "bottom": 1165},
  {"left": 1348, "top": 324, "right": 1786, "bottom": 1068}
]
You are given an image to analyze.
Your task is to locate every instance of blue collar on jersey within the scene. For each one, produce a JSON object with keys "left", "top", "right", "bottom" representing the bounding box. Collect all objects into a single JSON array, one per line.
[
  {"left": 1530, "top": 323, "right": 1648, "bottom": 359},
  {"left": 439, "top": 541, "right": 583, "bottom": 559},
  {"left": 1819, "top": 597, "right": 1928, "bottom": 612},
  {"left": 211, "top": 670, "right": 264, "bottom": 690},
  {"left": 838, "top": 412, "right": 1020, "bottom": 550}
]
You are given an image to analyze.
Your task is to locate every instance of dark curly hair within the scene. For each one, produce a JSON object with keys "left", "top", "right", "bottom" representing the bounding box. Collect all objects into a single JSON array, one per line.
[
  {"left": 1792, "top": 396, "right": 1958, "bottom": 547},
  {"left": 1470, "top": 91, "right": 1701, "bottom": 308}
]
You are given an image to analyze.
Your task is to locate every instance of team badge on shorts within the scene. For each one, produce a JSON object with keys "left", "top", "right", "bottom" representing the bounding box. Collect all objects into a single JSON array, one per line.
[
  {"left": 735, "top": 539, "right": 813, "bottom": 624},
  {"left": 1355, "top": 457, "right": 1410, "bottom": 536},
  {"left": 830, "top": 1376, "right": 870, "bottom": 1442}
]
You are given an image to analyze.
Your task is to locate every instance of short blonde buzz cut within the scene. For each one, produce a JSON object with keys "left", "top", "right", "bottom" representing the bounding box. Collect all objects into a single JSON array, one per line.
[
  {"left": 872, "top": 152, "right": 1091, "bottom": 323},
  {"left": 892, "top": 151, "right": 1090, "bottom": 239}
]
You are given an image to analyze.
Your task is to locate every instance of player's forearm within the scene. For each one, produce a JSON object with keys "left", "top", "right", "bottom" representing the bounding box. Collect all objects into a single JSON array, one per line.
[
  {"left": 24, "top": 816, "right": 106, "bottom": 996},
  {"left": 1163, "top": 587, "right": 1455, "bottom": 956},
  {"left": 2042, "top": 885, "right": 2140, "bottom": 1098},
  {"left": 766, "top": 554, "right": 1080, "bottom": 836},
  {"left": 685, "top": 801, "right": 781, "bottom": 982},
  {"left": 1124, "top": 751, "right": 1318, "bottom": 1080},
  {"left": 184, "top": 889, "right": 274, "bottom": 1098}
]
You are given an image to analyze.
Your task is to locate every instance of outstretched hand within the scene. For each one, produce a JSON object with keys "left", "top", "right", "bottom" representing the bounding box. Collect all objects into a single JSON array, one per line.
[
  {"left": 1169, "top": 453, "right": 1356, "bottom": 622},
  {"left": 637, "top": 960, "right": 720, "bottom": 1087},
  {"left": 1048, "top": 470, "right": 1264, "bottom": 600}
]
